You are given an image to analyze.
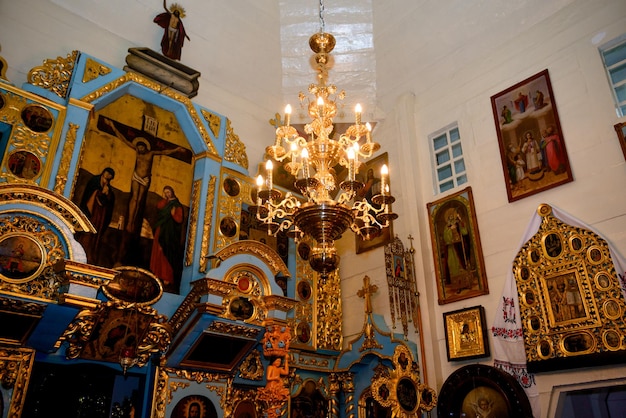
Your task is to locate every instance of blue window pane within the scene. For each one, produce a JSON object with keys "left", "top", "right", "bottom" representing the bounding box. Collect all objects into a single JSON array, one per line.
[
  {"left": 436, "top": 149, "right": 450, "bottom": 165},
  {"left": 620, "top": 104, "right": 626, "bottom": 117},
  {"left": 457, "top": 174, "right": 468, "bottom": 185},
  {"left": 454, "top": 158, "right": 466, "bottom": 173},
  {"left": 437, "top": 165, "right": 452, "bottom": 181},
  {"left": 433, "top": 134, "right": 448, "bottom": 151},
  {"left": 609, "top": 62, "right": 626, "bottom": 85},
  {"left": 449, "top": 128, "right": 460, "bottom": 143},
  {"left": 603, "top": 43, "right": 626, "bottom": 67},
  {"left": 452, "top": 143, "right": 463, "bottom": 158},
  {"left": 439, "top": 180, "right": 454, "bottom": 193},
  {"left": 616, "top": 83, "right": 626, "bottom": 102}
]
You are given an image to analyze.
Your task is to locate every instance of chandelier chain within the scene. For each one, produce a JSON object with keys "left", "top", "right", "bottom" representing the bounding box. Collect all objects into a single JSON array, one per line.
[{"left": 319, "top": 0, "right": 325, "bottom": 33}]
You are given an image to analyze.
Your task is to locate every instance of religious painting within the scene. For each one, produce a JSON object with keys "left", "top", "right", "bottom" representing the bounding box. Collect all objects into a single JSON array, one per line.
[
  {"left": 20, "top": 104, "right": 54, "bottom": 133},
  {"left": 443, "top": 305, "right": 490, "bottom": 361},
  {"left": 102, "top": 266, "right": 163, "bottom": 305},
  {"left": 359, "top": 389, "right": 392, "bottom": 418},
  {"left": 426, "top": 187, "right": 489, "bottom": 304},
  {"left": 71, "top": 94, "right": 194, "bottom": 294},
  {"left": 171, "top": 395, "right": 217, "bottom": 418},
  {"left": 233, "top": 400, "right": 257, "bottom": 418},
  {"left": 356, "top": 152, "right": 394, "bottom": 254},
  {"left": 490, "top": 69, "right": 573, "bottom": 202},
  {"left": 0, "top": 234, "right": 45, "bottom": 283},
  {"left": 615, "top": 121, "right": 626, "bottom": 160},
  {"left": 437, "top": 364, "right": 533, "bottom": 418},
  {"left": 6, "top": 150, "right": 42, "bottom": 180},
  {"left": 512, "top": 204, "right": 626, "bottom": 372},
  {"left": 291, "top": 381, "right": 329, "bottom": 418}
]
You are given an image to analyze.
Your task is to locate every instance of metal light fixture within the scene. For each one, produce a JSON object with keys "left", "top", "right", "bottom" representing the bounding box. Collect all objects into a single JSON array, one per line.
[
  {"left": 254, "top": 1, "right": 397, "bottom": 279},
  {"left": 118, "top": 304, "right": 139, "bottom": 375}
]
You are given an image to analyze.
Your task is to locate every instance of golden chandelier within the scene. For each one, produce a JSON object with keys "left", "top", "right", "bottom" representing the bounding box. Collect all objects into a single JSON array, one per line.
[{"left": 254, "top": 4, "right": 397, "bottom": 279}]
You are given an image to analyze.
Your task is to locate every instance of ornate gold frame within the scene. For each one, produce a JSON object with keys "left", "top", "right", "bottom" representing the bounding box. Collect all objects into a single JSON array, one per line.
[
  {"left": 427, "top": 186, "right": 489, "bottom": 304},
  {"left": 443, "top": 305, "right": 490, "bottom": 361},
  {"left": 0, "top": 346, "right": 35, "bottom": 417},
  {"left": 514, "top": 204, "right": 626, "bottom": 372},
  {"left": 370, "top": 345, "right": 437, "bottom": 417}
]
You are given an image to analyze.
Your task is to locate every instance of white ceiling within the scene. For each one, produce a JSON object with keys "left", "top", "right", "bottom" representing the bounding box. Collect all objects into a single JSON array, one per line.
[{"left": 44, "top": 0, "right": 576, "bottom": 126}]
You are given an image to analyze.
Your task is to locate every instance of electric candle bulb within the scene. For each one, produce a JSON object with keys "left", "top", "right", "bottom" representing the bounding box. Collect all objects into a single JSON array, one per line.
[
  {"left": 366, "top": 122, "right": 372, "bottom": 142},
  {"left": 355, "top": 103, "right": 362, "bottom": 125},
  {"left": 347, "top": 148, "right": 355, "bottom": 181},
  {"left": 266, "top": 160, "right": 273, "bottom": 190},
  {"left": 317, "top": 96, "right": 324, "bottom": 117},
  {"left": 255, "top": 175, "right": 264, "bottom": 205},
  {"left": 290, "top": 142, "right": 298, "bottom": 162},
  {"left": 381, "top": 164, "right": 389, "bottom": 195},
  {"left": 284, "top": 104, "right": 292, "bottom": 127},
  {"left": 301, "top": 148, "right": 310, "bottom": 178}
]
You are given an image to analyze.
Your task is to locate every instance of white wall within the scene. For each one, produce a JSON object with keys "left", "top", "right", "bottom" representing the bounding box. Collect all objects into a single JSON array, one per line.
[{"left": 342, "top": 0, "right": 626, "bottom": 416}]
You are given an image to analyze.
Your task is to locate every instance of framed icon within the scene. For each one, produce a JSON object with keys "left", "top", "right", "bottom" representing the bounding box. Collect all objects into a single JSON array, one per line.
[
  {"left": 427, "top": 187, "right": 489, "bottom": 304},
  {"left": 443, "top": 305, "right": 490, "bottom": 361},
  {"left": 490, "top": 69, "right": 573, "bottom": 202}
]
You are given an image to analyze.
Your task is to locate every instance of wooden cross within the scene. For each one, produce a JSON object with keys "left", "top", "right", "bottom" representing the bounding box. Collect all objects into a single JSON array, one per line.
[{"left": 357, "top": 275, "right": 378, "bottom": 314}]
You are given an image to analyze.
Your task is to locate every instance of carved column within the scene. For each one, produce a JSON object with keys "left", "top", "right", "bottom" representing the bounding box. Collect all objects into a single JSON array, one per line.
[
  {"left": 342, "top": 373, "right": 356, "bottom": 418},
  {"left": 328, "top": 372, "right": 341, "bottom": 418}
]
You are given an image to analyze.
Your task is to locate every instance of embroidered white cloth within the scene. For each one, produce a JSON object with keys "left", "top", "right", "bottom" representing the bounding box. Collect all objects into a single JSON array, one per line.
[{"left": 491, "top": 205, "right": 626, "bottom": 418}]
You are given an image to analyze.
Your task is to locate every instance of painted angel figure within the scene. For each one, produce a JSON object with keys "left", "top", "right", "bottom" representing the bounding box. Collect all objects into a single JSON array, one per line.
[
  {"left": 154, "top": 0, "right": 190, "bottom": 60},
  {"left": 471, "top": 397, "right": 494, "bottom": 418}
]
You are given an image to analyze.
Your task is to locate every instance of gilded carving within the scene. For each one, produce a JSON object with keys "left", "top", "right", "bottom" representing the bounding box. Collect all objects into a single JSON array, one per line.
[
  {"left": 515, "top": 204, "right": 626, "bottom": 369},
  {"left": 370, "top": 345, "right": 436, "bottom": 417},
  {"left": 238, "top": 350, "right": 264, "bottom": 381},
  {"left": 199, "top": 175, "right": 216, "bottom": 273},
  {"left": 27, "top": 51, "right": 79, "bottom": 99},
  {"left": 54, "top": 122, "right": 78, "bottom": 194},
  {"left": 0, "top": 55, "right": 8, "bottom": 81},
  {"left": 62, "top": 259, "right": 118, "bottom": 289},
  {"left": 316, "top": 269, "right": 342, "bottom": 351},
  {"left": 0, "top": 89, "right": 25, "bottom": 125},
  {"left": 264, "top": 295, "right": 297, "bottom": 313},
  {"left": 214, "top": 171, "right": 244, "bottom": 251},
  {"left": 0, "top": 215, "right": 69, "bottom": 300},
  {"left": 224, "top": 118, "right": 248, "bottom": 169},
  {"left": 9, "top": 125, "right": 50, "bottom": 159},
  {"left": 294, "top": 355, "right": 330, "bottom": 368},
  {"left": 82, "top": 58, "right": 112, "bottom": 83},
  {"left": 0, "top": 184, "right": 95, "bottom": 233},
  {"left": 0, "top": 347, "right": 35, "bottom": 418},
  {"left": 201, "top": 109, "right": 222, "bottom": 140},
  {"left": 291, "top": 242, "right": 315, "bottom": 348},
  {"left": 215, "top": 241, "right": 290, "bottom": 278},
  {"left": 186, "top": 179, "right": 201, "bottom": 266},
  {"left": 167, "top": 278, "right": 234, "bottom": 335},
  {"left": 164, "top": 367, "right": 230, "bottom": 384},
  {"left": 80, "top": 72, "right": 218, "bottom": 156},
  {"left": 61, "top": 301, "right": 172, "bottom": 367},
  {"left": 208, "top": 320, "right": 262, "bottom": 339},
  {"left": 0, "top": 296, "right": 46, "bottom": 317}
]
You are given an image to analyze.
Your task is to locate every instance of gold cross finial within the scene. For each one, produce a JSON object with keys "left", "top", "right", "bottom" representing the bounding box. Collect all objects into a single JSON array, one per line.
[{"left": 357, "top": 275, "right": 378, "bottom": 314}]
